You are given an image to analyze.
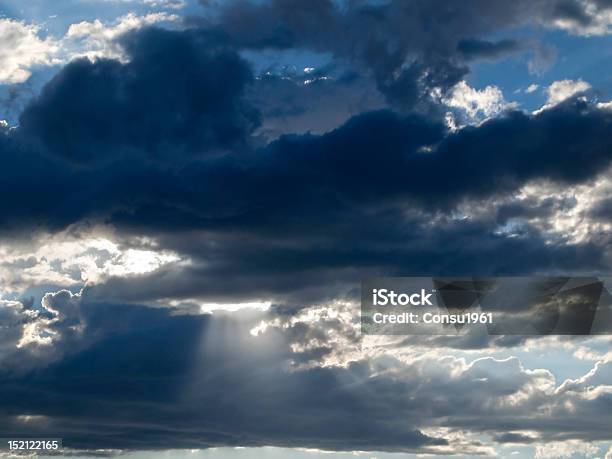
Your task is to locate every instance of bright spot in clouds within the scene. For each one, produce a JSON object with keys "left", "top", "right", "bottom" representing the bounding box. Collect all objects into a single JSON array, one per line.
[
  {"left": 546, "top": 79, "right": 591, "bottom": 105},
  {"left": 441, "top": 81, "right": 512, "bottom": 124},
  {"left": 200, "top": 301, "right": 272, "bottom": 313},
  {"left": 0, "top": 228, "right": 182, "bottom": 297}
]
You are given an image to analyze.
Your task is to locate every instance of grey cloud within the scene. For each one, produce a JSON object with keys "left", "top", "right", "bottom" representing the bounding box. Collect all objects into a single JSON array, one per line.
[
  {"left": 81, "top": 212, "right": 606, "bottom": 307},
  {"left": 591, "top": 197, "right": 612, "bottom": 222},
  {"left": 212, "top": 0, "right": 605, "bottom": 110}
]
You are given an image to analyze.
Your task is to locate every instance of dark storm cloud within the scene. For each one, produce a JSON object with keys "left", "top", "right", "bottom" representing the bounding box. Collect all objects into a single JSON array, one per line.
[
  {"left": 18, "top": 27, "right": 260, "bottom": 163},
  {"left": 2, "top": 77, "right": 612, "bottom": 301},
  {"left": 83, "top": 215, "right": 605, "bottom": 306},
  {"left": 1, "top": 107, "right": 445, "bottom": 233},
  {"left": 11, "top": 96, "right": 612, "bottom": 232},
  {"left": 1, "top": 295, "right": 611, "bottom": 453},
  {"left": 211, "top": 0, "right": 609, "bottom": 109},
  {"left": 232, "top": 99, "right": 612, "bottom": 212},
  {"left": 214, "top": 0, "right": 473, "bottom": 109},
  {"left": 89, "top": 98, "right": 612, "bottom": 250},
  {"left": 0, "top": 24, "right": 611, "bottom": 305}
]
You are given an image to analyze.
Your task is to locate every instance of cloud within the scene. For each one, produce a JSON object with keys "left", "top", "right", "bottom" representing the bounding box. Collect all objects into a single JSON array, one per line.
[
  {"left": 0, "top": 295, "right": 446, "bottom": 453},
  {"left": 0, "top": 19, "right": 59, "bottom": 84},
  {"left": 1, "top": 4, "right": 612, "bottom": 458},
  {"left": 80, "top": 209, "right": 605, "bottom": 307},
  {"left": 214, "top": 0, "right": 530, "bottom": 110},
  {"left": 551, "top": 2, "right": 612, "bottom": 35},
  {"left": 0, "top": 226, "right": 182, "bottom": 298},
  {"left": 545, "top": 79, "right": 592, "bottom": 106},
  {"left": 526, "top": 84, "right": 540, "bottom": 93},
  {"left": 63, "top": 12, "right": 180, "bottom": 62},
  {"left": 440, "top": 80, "right": 512, "bottom": 124},
  {"left": 18, "top": 27, "right": 260, "bottom": 163},
  {"left": 1, "top": 294, "right": 611, "bottom": 454},
  {"left": 15, "top": 89, "right": 612, "bottom": 223},
  {"left": 457, "top": 38, "right": 525, "bottom": 60},
  {"left": 1, "top": 66, "right": 612, "bottom": 303},
  {"left": 211, "top": 0, "right": 612, "bottom": 113},
  {"left": 142, "top": 0, "right": 186, "bottom": 9},
  {"left": 534, "top": 440, "right": 600, "bottom": 458},
  {"left": 0, "top": 13, "right": 180, "bottom": 87},
  {"left": 591, "top": 196, "right": 612, "bottom": 222}
]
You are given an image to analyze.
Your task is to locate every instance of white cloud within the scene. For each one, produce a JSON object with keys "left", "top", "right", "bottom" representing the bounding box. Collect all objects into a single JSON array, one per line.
[
  {"left": 551, "top": 2, "right": 612, "bottom": 36},
  {"left": 441, "top": 81, "right": 513, "bottom": 125},
  {"left": 199, "top": 301, "right": 271, "bottom": 313},
  {"left": 534, "top": 440, "right": 599, "bottom": 459},
  {"left": 0, "top": 13, "right": 178, "bottom": 85},
  {"left": 64, "top": 12, "right": 179, "bottom": 62},
  {"left": 503, "top": 176, "right": 612, "bottom": 245},
  {"left": 546, "top": 79, "right": 591, "bottom": 105},
  {"left": 532, "top": 79, "right": 592, "bottom": 114},
  {"left": 142, "top": 0, "right": 185, "bottom": 8},
  {"left": 556, "top": 360, "right": 612, "bottom": 394},
  {"left": 0, "top": 19, "right": 60, "bottom": 84},
  {"left": 0, "top": 226, "right": 183, "bottom": 297},
  {"left": 597, "top": 100, "right": 612, "bottom": 111},
  {"left": 526, "top": 83, "right": 539, "bottom": 93},
  {"left": 96, "top": 0, "right": 185, "bottom": 7}
]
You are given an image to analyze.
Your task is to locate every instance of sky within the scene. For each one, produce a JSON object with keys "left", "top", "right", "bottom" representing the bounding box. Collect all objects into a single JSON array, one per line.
[{"left": 0, "top": 0, "right": 612, "bottom": 458}]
